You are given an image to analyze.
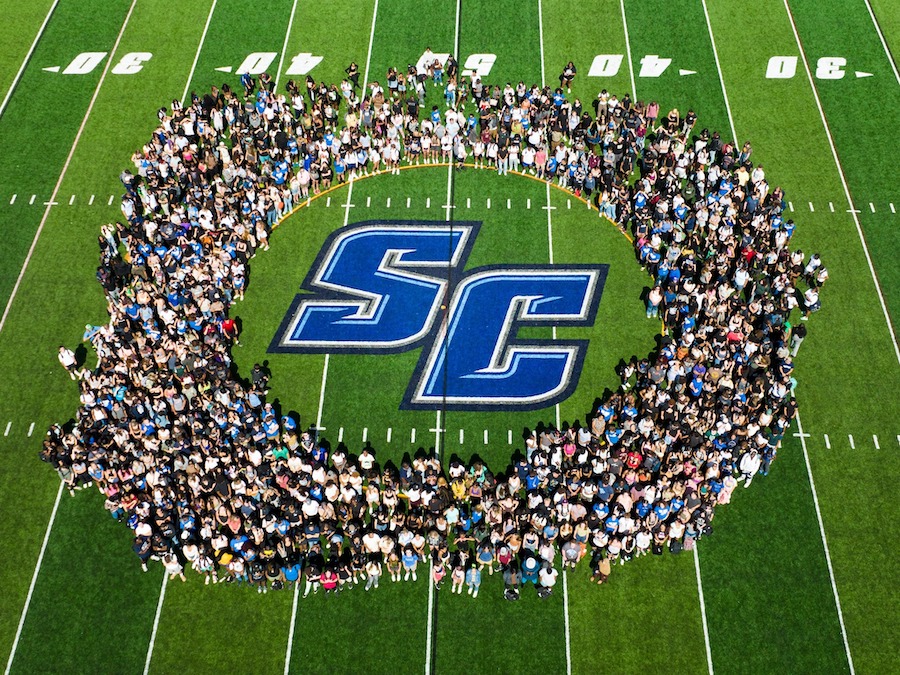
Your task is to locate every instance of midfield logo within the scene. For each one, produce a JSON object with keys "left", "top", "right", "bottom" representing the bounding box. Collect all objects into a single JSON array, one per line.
[{"left": 270, "top": 221, "right": 607, "bottom": 410}]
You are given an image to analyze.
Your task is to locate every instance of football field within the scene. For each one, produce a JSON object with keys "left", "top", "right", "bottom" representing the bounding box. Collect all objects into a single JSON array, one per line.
[{"left": 0, "top": 1, "right": 898, "bottom": 673}]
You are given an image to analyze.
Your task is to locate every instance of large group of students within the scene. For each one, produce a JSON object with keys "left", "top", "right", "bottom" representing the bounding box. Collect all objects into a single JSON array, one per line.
[{"left": 42, "top": 54, "right": 825, "bottom": 597}]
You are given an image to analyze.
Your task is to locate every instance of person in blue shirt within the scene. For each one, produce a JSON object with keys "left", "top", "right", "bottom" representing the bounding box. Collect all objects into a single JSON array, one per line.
[{"left": 465, "top": 562, "right": 482, "bottom": 597}]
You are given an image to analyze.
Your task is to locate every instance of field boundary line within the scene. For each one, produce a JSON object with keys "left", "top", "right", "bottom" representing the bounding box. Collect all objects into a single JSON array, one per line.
[
  {"left": 795, "top": 412, "right": 855, "bottom": 673},
  {"left": 142, "top": 573, "right": 168, "bottom": 675},
  {"left": 3, "top": 482, "right": 63, "bottom": 675},
  {"left": 619, "top": 0, "right": 636, "bottom": 99},
  {"left": 863, "top": 0, "right": 900, "bottom": 86},
  {"left": 180, "top": 0, "right": 218, "bottom": 104},
  {"left": 783, "top": 0, "right": 900, "bottom": 366},
  {"left": 0, "top": 0, "right": 139, "bottom": 337},
  {"left": 0, "top": 0, "right": 60, "bottom": 121},
  {"left": 274, "top": 0, "right": 299, "bottom": 90},
  {"left": 693, "top": 547, "right": 715, "bottom": 675},
  {"left": 700, "top": 0, "right": 737, "bottom": 146}
]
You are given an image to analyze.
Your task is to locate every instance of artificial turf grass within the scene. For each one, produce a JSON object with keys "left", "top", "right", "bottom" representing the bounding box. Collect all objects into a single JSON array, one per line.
[{"left": 4, "top": 2, "right": 884, "bottom": 662}]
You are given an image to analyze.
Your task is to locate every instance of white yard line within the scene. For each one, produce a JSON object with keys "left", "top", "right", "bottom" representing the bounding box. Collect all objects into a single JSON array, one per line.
[
  {"left": 620, "top": 0, "right": 637, "bottom": 99},
  {"left": 700, "top": 0, "right": 738, "bottom": 146},
  {"left": 863, "top": 0, "right": 900, "bottom": 86},
  {"left": 783, "top": 0, "right": 900, "bottom": 366},
  {"left": 0, "top": 0, "right": 60, "bottom": 121},
  {"left": 284, "top": 2, "right": 379, "bottom": 672},
  {"left": 142, "top": 573, "right": 168, "bottom": 675},
  {"left": 3, "top": 4, "right": 139, "bottom": 669},
  {"left": 283, "top": 584, "right": 300, "bottom": 675},
  {"left": 0, "top": 0, "right": 139, "bottom": 337},
  {"left": 693, "top": 547, "right": 715, "bottom": 675},
  {"left": 538, "top": 6, "right": 571, "bottom": 673},
  {"left": 274, "top": 0, "right": 299, "bottom": 90},
  {"left": 795, "top": 412, "right": 856, "bottom": 673},
  {"left": 4, "top": 482, "right": 63, "bottom": 675},
  {"left": 180, "top": 0, "right": 218, "bottom": 103},
  {"left": 562, "top": 570, "right": 572, "bottom": 675}
]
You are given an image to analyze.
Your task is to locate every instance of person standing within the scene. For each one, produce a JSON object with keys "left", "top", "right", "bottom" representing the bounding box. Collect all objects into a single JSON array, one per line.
[{"left": 790, "top": 323, "right": 807, "bottom": 356}]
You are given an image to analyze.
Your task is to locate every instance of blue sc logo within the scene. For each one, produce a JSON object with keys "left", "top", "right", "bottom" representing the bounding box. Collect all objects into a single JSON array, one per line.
[{"left": 269, "top": 221, "right": 607, "bottom": 411}]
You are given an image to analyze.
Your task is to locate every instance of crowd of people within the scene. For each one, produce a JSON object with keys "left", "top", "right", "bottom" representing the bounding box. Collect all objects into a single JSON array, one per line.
[{"left": 42, "top": 54, "right": 824, "bottom": 597}]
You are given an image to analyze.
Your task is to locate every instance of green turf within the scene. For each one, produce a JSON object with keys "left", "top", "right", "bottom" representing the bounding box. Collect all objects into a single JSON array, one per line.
[
  {"left": 0, "top": 0, "right": 57, "bottom": 105},
  {"left": 0, "top": 1, "right": 897, "bottom": 673}
]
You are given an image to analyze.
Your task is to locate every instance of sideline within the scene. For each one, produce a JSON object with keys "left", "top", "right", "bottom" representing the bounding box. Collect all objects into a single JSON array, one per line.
[
  {"left": 142, "top": 574, "right": 168, "bottom": 675},
  {"left": 693, "top": 547, "right": 715, "bottom": 675}
]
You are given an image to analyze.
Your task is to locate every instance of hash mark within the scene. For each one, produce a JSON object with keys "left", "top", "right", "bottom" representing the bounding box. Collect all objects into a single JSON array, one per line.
[
  {"left": 508, "top": 429, "right": 513, "bottom": 444},
  {"left": 411, "top": 428, "right": 416, "bottom": 444},
  {"left": 89, "top": 195, "right": 95, "bottom": 205},
  {"left": 69, "top": 194, "right": 75, "bottom": 205},
  {"left": 567, "top": 199, "right": 571, "bottom": 209},
  {"left": 873, "top": 434, "right": 880, "bottom": 449},
  {"left": 326, "top": 196, "right": 331, "bottom": 207},
  {"left": 28, "top": 422, "right": 35, "bottom": 437},
  {"left": 483, "top": 429, "right": 488, "bottom": 445},
  {"left": 386, "top": 197, "right": 391, "bottom": 208},
  {"left": 386, "top": 427, "right": 392, "bottom": 443},
  {"left": 366, "top": 196, "right": 371, "bottom": 208},
  {"left": 487, "top": 198, "right": 491, "bottom": 209},
  {"left": 808, "top": 201, "right": 815, "bottom": 212},
  {"left": 824, "top": 434, "right": 830, "bottom": 449},
  {"left": 426, "top": 197, "right": 431, "bottom": 208},
  {"left": 406, "top": 197, "right": 411, "bottom": 208},
  {"left": 338, "top": 427, "right": 344, "bottom": 443},
  {"left": 829, "top": 202, "right": 834, "bottom": 212},
  {"left": 870, "top": 202, "right": 876, "bottom": 213},
  {"left": 527, "top": 198, "right": 531, "bottom": 209},
  {"left": 108, "top": 195, "right": 115, "bottom": 205},
  {"left": 848, "top": 434, "right": 855, "bottom": 449},
  {"left": 29, "top": 195, "right": 36, "bottom": 205},
  {"left": 890, "top": 203, "right": 895, "bottom": 214},
  {"left": 362, "top": 427, "right": 368, "bottom": 443},
  {"left": 466, "top": 197, "right": 471, "bottom": 209},
  {"left": 506, "top": 198, "right": 511, "bottom": 209},
  {"left": 9, "top": 194, "right": 16, "bottom": 205},
  {"left": 3, "top": 422, "right": 10, "bottom": 437},
  {"left": 788, "top": 201, "right": 794, "bottom": 212},
  {"left": 459, "top": 429, "right": 464, "bottom": 444}
]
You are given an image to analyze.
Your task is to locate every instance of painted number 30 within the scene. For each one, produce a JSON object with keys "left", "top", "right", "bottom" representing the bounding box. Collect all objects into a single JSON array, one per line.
[{"left": 270, "top": 221, "right": 607, "bottom": 411}]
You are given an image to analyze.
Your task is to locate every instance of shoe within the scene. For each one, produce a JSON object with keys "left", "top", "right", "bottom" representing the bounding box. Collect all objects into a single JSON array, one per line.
[
  {"left": 412, "top": 572, "right": 417, "bottom": 581},
  {"left": 473, "top": 589, "right": 478, "bottom": 598},
  {"left": 468, "top": 587, "right": 473, "bottom": 595}
]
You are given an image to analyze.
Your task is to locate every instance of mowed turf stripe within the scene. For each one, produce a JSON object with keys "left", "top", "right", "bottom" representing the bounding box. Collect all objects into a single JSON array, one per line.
[
  {"left": 430, "top": 2, "right": 570, "bottom": 673},
  {"left": 541, "top": 0, "right": 633, "bottom": 112},
  {"left": 0, "top": 0, "right": 133, "bottom": 316},
  {"left": 869, "top": 0, "right": 900, "bottom": 60},
  {"left": 622, "top": 0, "right": 731, "bottom": 135},
  {"left": 786, "top": 0, "right": 900, "bottom": 332},
  {"left": 135, "top": 4, "right": 320, "bottom": 674},
  {"left": 283, "top": 4, "right": 455, "bottom": 669},
  {"left": 0, "top": 0, "right": 58, "bottom": 118},
  {"left": 707, "top": 1, "right": 900, "bottom": 671},
  {"left": 286, "top": 175, "right": 445, "bottom": 675},
  {"left": 537, "top": 9, "right": 705, "bottom": 672},
  {"left": 0, "top": 0, "right": 157, "bottom": 663},
  {"left": 0, "top": 2, "right": 232, "bottom": 672}
]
